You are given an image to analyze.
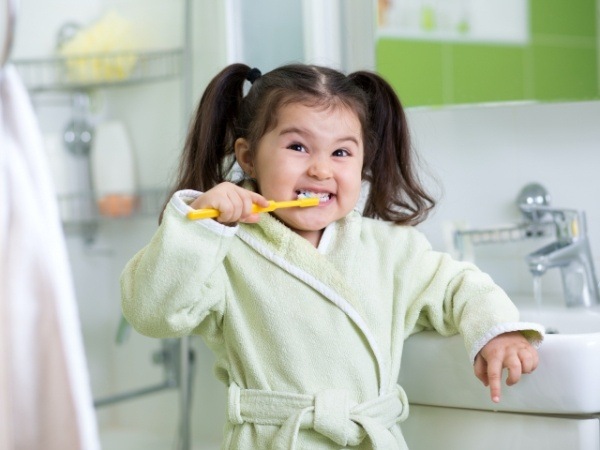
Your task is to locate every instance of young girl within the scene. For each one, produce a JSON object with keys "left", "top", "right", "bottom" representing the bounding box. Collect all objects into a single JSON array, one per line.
[{"left": 121, "top": 63, "right": 544, "bottom": 449}]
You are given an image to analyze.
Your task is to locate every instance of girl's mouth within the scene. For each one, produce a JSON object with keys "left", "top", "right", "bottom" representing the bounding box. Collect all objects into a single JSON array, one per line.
[{"left": 296, "top": 190, "right": 332, "bottom": 203}]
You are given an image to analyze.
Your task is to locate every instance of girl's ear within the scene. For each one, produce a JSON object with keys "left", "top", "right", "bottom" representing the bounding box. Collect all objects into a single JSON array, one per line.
[{"left": 234, "top": 138, "right": 254, "bottom": 177}]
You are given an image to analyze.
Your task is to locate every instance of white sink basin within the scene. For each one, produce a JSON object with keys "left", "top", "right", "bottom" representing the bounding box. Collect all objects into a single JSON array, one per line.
[{"left": 399, "top": 306, "right": 600, "bottom": 414}]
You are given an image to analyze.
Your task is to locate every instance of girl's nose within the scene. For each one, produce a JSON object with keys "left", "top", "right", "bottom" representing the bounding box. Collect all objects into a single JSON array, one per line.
[{"left": 307, "top": 155, "right": 333, "bottom": 180}]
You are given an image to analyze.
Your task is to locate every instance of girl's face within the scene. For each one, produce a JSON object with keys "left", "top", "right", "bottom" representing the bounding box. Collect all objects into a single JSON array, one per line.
[{"left": 236, "top": 102, "right": 364, "bottom": 247}]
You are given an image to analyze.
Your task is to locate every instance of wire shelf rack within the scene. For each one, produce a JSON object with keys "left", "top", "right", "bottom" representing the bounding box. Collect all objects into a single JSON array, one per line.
[
  {"left": 12, "top": 49, "right": 183, "bottom": 92},
  {"left": 58, "top": 188, "right": 168, "bottom": 237},
  {"left": 451, "top": 221, "right": 555, "bottom": 261},
  {"left": 454, "top": 222, "right": 553, "bottom": 246}
]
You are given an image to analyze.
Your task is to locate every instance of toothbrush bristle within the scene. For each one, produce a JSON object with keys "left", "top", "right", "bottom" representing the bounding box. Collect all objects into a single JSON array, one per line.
[{"left": 296, "top": 190, "right": 330, "bottom": 203}]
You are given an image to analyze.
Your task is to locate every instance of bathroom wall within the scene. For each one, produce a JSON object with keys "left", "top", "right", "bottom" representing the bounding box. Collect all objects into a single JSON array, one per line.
[{"left": 410, "top": 100, "right": 600, "bottom": 306}]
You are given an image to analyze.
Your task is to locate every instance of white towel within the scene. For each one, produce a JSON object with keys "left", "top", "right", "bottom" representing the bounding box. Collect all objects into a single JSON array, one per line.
[{"left": 0, "top": 66, "right": 100, "bottom": 450}]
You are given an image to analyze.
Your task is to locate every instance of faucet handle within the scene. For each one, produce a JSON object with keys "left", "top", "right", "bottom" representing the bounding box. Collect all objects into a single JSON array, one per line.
[{"left": 517, "top": 183, "right": 551, "bottom": 221}]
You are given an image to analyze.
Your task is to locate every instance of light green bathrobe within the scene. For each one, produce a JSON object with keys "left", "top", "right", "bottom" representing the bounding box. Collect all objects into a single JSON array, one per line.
[{"left": 121, "top": 190, "right": 543, "bottom": 450}]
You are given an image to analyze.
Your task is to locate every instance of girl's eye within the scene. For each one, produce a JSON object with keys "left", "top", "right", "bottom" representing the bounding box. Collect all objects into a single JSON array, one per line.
[
  {"left": 332, "top": 149, "right": 350, "bottom": 157},
  {"left": 288, "top": 143, "right": 307, "bottom": 153}
]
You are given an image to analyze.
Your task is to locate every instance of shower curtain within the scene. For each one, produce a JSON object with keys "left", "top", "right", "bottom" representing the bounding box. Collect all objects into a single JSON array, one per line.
[{"left": 0, "top": 65, "right": 100, "bottom": 449}]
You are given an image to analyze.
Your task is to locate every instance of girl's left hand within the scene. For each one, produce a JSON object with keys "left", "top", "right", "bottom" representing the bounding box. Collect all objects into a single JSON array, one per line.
[{"left": 474, "top": 331, "right": 539, "bottom": 403}]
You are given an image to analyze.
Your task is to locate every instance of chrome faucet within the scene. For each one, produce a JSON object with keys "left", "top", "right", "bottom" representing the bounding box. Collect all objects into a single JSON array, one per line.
[{"left": 523, "top": 205, "right": 600, "bottom": 307}]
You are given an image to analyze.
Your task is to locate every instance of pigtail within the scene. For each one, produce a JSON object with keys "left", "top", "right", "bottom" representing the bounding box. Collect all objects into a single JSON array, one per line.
[
  {"left": 159, "top": 63, "right": 250, "bottom": 222},
  {"left": 349, "top": 71, "right": 435, "bottom": 225}
]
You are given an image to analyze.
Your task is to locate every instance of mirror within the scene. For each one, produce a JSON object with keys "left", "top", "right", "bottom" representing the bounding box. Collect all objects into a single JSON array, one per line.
[{"left": 375, "top": 0, "right": 600, "bottom": 107}]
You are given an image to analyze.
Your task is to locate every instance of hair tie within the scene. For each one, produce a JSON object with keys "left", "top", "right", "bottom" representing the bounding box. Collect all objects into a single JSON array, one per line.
[{"left": 246, "top": 67, "right": 262, "bottom": 84}]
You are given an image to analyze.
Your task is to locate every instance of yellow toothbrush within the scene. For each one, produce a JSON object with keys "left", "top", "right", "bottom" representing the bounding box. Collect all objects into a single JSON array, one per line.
[{"left": 187, "top": 197, "right": 320, "bottom": 220}]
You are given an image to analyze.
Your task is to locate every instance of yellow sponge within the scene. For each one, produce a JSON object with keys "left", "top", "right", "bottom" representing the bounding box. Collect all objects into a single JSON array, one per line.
[{"left": 59, "top": 11, "right": 138, "bottom": 83}]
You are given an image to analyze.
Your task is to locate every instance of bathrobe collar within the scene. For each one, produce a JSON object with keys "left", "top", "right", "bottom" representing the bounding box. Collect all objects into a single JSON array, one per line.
[{"left": 238, "top": 213, "right": 388, "bottom": 394}]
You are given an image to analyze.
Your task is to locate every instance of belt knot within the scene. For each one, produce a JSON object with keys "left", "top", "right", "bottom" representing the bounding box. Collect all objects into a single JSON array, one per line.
[
  {"left": 313, "top": 389, "right": 350, "bottom": 446},
  {"left": 226, "top": 383, "right": 409, "bottom": 449}
]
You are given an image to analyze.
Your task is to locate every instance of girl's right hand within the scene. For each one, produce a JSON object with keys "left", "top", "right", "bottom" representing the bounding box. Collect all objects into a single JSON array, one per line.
[{"left": 190, "top": 182, "right": 270, "bottom": 224}]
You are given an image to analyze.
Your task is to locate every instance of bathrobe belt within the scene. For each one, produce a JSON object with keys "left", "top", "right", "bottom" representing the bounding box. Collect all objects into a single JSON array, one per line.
[{"left": 227, "top": 382, "right": 409, "bottom": 449}]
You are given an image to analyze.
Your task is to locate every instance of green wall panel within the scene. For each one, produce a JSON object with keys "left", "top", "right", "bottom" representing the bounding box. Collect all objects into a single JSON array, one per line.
[
  {"left": 376, "top": 1, "right": 599, "bottom": 106},
  {"left": 530, "top": 0, "right": 596, "bottom": 38},
  {"left": 533, "top": 44, "right": 599, "bottom": 101},
  {"left": 376, "top": 39, "right": 445, "bottom": 107},
  {"left": 451, "top": 44, "right": 526, "bottom": 104}
]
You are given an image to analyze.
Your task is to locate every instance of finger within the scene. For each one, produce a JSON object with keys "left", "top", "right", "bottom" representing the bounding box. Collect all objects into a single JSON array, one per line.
[
  {"left": 505, "top": 355, "right": 523, "bottom": 386},
  {"left": 217, "top": 191, "right": 244, "bottom": 223},
  {"left": 240, "top": 193, "right": 269, "bottom": 223},
  {"left": 529, "top": 346, "right": 539, "bottom": 371},
  {"left": 519, "top": 350, "right": 535, "bottom": 373},
  {"left": 250, "top": 192, "right": 271, "bottom": 207},
  {"left": 486, "top": 358, "right": 503, "bottom": 403},
  {"left": 473, "top": 355, "right": 488, "bottom": 386},
  {"left": 239, "top": 195, "right": 260, "bottom": 223},
  {"left": 215, "top": 204, "right": 236, "bottom": 223},
  {"left": 519, "top": 347, "right": 537, "bottom": 374},
  {"left": 240, "top": 194, "right": 256, "bottom": 219}
]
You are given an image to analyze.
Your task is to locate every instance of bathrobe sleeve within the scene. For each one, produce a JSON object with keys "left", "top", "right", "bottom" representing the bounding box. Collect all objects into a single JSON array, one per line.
[
  {"left": 396, "top": 226, "right": 543, "bottom": 362},
  {"left": 121, "top": 190, "right": 236, "bottom": 338}
]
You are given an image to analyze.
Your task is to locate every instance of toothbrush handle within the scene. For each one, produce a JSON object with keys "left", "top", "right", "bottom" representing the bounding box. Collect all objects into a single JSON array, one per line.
[
  {"left": 186, "top": 208, "right": 220, "bottom": 220},
  {"left": 187, "top": 198, "right": 317, "bottom": 220},
  {"left": 187, "top": 201, "right": 276, "bottom": 220}
]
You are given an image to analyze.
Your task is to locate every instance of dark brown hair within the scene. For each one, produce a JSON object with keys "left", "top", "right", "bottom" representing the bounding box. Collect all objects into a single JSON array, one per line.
[{"left": 162, "top": 63, "right": 435, "bottom": 225}]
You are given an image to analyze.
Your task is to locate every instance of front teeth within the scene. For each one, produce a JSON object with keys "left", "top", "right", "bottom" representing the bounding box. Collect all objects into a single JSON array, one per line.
[{"left": 297, "top": 190, "right": 331, "bottom": 202}]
